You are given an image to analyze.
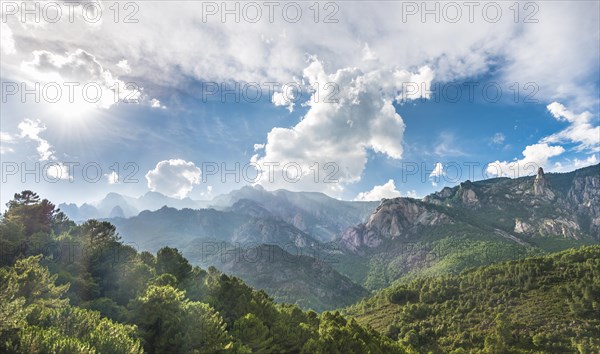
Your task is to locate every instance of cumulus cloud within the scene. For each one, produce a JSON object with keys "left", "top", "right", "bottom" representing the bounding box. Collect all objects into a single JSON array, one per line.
[
  {"left": 552, "top": 155, "right": 599, "bottom": 173},
  {"left": 45, "top": 163, "right": 71, "bottom": 180},
  {"left": 18, "top": 119, "right": 55, "bottom": 161},
  {"left": 488, "top": 102, "right": 598, "bottom": 178},
  {"left": 393, "top": 66, "right": 435, "bottom": 101},
  {"left": 1, "top": 23, "right": 16, "bottom": 55},
  {"left": 251, "top": 59, "right": 431, "bottom": 195},
  {"left": 486, "top": 143, "right": 565, "bottom": 177},
  {"left": 354, "top": 179, "right": 402, "bottom": 201},
  {"left": 117, "top": 59, "right": 131, "bottom": 74},
  {"left": 16, "top": 119, "right": 71, "bottom": 180},
  {"left": 428, "top": 162, "right": 445, "bottom": 186},
  {"left": 0, "top": 132, "right": 15, "bottom": 154},
  {"left": 20, "top": 49, "right": 140, "bottom": 109},
  {"left": 145, "top": 159, "right": 201, "bottom": 198},
  {"left": 272, "top": 90, "right": 295, "bottom": 112},
  {"left": 106, "top": 171, "right": 119, "bottom": 184},
  {"left": 405, "top": 190, "right": 419, "bottom": 199},
  {"left": 1, "top": 2, "right": 597, "bottom": 111},
  {"left": 542, "top": 102, "right": 600, "bottom": 152},
  {"left": 150, "top": 98, "right": 166, "bottom": 109},
  {"left": 429, "top": 162, "right": 444, "bottom": 178}
]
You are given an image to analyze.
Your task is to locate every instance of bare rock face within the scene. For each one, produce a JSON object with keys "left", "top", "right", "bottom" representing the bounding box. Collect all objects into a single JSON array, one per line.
[
  {"left": 460, "top": 188, "right": 480, "bottom": 207},
  {"left": 340, "top": 224, "right": 382, "bottom": 252},
  {"left": 534, "top": 167, "right": 546, "bottom": 195},
  {"left": 567, "top": 167, "right": 600, "bottom": 235},
  {"left": 292, "top": 213, "right": 306, "bottom": 231},
  {"left": 539, "top": 218, "right": 581, "bottom": 239},
  {"left": 533, "top": 167, "right": 556, "bottom": 200},
  {"left": 514, "top": 219, "right": 533, "bottom": 234},
  {"left": 340, "top": 163, "right": 599, "bottom": 254},
  {"left": 341, "top": 198, "right": 451, "bottom": 252}
]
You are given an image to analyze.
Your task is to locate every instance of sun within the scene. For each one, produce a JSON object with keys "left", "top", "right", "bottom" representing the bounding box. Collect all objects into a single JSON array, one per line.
[{"left": 49, "top": 96, "right": 97, "bottom": 121}]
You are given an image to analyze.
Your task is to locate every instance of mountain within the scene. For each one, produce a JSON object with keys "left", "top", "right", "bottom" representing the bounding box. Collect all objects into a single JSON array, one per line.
[
  {"left": 58, "top": 191, "right": 211, "bottom": 221},
  {"left": 75, "top": 164, "right": 598, "bottom": 309},
  {"left": 107, "top": 205, "right": 367, "bottom": 310},
  {"left": 184, "top": 243, "right": 369, "bottom": 312},
  {"left": 58, "top": 187, "right": 378, "bottom": 310},
  {"left": 344, "top": 245, "right": 600, "bottom": 353},
  {"left": 108, "top": 205, "right": 322, "bottom": 253},
  {"left": 212, "top": 185, "right": 379, "bottom": 242},
  {"left": 58, "top": 187, "right": 377, "bottom": 233},
  {"left": 0, "top": 191, "right": 405, "bottom": 354},
  {"left": 333, "top": 164, "right": 600, "bottom": 289}
]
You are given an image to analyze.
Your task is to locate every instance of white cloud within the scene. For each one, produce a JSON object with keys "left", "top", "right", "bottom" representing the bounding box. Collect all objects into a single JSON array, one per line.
[
  {"left": 552, "top": 155, "right": 599, "bottom": 173},
  {"left": 106, "top": 171, "right": 119, "bottom": 184},
  {"left": 117, "top": 59, "right": 131, "bottom": 74},
  {"left": 542, "top": 102, "right": 599, "bottom": 152},
  {"left": 272, "top": 90, "right": 295, "bottom": 112},
  {"left": 487, "top": 102, "right": 597, "bottom": 178},
  {"left": 18, "top": 119, "right": 55, "bottom": 161},
  {"left": 200, "top": 185, "right": 214, "bottom": 197},
  {"left": 393, "top": 66, "right": 435, "bottom": 101},
  {"left": 20, "top": 49, "right": 141, "bottom": 110},
  {"left": 0, "top": 132, "right": 15, "bottom": 154},
  {"left": 405, "top": 190, "right": 419, "bottom": 199},
  {"left": 1, "top": 23, "right": 16, "bottom": 54},
  {"left": 150, "top": 98, "right": 166, "bottom": 109},
  {"left": 1, "top": 2, "right": 597, "bottom": 112},
  {"left": 491, "top": 133, "right": 506, "bottom": 145},
  {"left": 429, "top": 162, "right": 444, "bottom": 178},
  {"left": 45, "top": 163, "right": 71, "bottom": 180},
  {"left": 428, "top": 162, "right": 445, "bottom": 186},
  {"left": 252, "top": 59, "right": 430, "bottom": 195},
  {"left": 354, "top": 179, "right": 402, "bottom": 201},
  {"left": 253, "top": 143, "right": 265, "bottom": 151},
  {"left": 486, "top": 143, "right": 565, "bottom": 177},
  {"left": 145, "top": 159, "right": 201, "bottom": 199}
]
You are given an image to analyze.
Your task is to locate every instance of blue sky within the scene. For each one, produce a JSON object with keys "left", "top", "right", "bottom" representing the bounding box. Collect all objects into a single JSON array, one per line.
[{"left": 1, "top": 1, "right": 599, "bottom": 208}]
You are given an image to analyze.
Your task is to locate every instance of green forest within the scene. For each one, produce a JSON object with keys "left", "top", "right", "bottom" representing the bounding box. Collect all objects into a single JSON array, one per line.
[
  {"left": 345, "top": 247, "right": 600, "bottom": 353},
  {"left": 2, "top": 191, "right": 599, "bottom": 353},
  {"left": 0, "top": 191, "right": 403, "bottom": 353}
]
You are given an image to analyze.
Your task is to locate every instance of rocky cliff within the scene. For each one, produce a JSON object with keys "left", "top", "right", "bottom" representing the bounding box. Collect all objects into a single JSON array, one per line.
[{"left": 340, "top": 164, "right": 600, "bottom": 252}]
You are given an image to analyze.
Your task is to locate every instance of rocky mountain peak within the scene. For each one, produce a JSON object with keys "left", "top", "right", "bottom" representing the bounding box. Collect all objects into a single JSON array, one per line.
[
  {"left": 533, "top": 166, "right": 556, "bottom": 200},
  {"left": 341, "top": 198, "right": 451, "bottom": 252},
  {"left": 534, "top": 167, "right": 547, "bottom": 196}
]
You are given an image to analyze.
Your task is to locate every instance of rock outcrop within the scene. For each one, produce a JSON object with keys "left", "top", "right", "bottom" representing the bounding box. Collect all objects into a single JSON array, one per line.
[
  {"left": 533, "top": 167, "right": 555, "bottom": 200},
  {"left": 341, "top": 164, "right": 600, "bottom": 252},
  {"left": 341, "top": 198, "right": 451, "bottom": 252}
]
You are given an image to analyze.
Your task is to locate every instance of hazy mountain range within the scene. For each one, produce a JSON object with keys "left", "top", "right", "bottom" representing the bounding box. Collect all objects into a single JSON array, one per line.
[{"left": 58, "top": 164, "right": 600, "bottom": 311}]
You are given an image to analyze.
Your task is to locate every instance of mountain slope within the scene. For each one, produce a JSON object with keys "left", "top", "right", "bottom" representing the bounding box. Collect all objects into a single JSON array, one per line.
[
  {"left": 345, "top": 245, "right": 600, "bottom": 353},
  {"left": 184, "top": 243, "right": 370, "bottom": 312},
  {"left": 107, "top": 206, "right": 363, "bottom": 311},
  {"left": 334, "top": 164, "right": 600, "bottom": 289},
  {"left": 107, "top": 206, "right": 321, "bottom": 253},
  {"left": 213, "top": 185, "right": 378, "bottom": 242}
]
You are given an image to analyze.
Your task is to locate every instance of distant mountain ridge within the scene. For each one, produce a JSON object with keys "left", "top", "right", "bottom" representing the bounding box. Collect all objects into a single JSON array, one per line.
[
  {"left": 60, "top": 186, "right": 378, "bottom": 243},
  {"left": 58, "top": 191, "right": 211, "bottom": 221},
  {"left": 59, "top": 163, "right": 599, "bottom": 310}
]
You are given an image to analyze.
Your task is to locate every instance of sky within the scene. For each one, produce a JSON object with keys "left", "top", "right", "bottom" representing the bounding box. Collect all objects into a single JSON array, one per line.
[{"left": 1, "top": 0, "right": 599, "bottom": 208}]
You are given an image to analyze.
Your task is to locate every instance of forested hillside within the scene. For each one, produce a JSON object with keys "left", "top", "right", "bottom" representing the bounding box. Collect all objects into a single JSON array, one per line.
[
  {"left": 0, "top": 191, "right": 403, "bottom": 353},
  {"left": 345, "top": 246, "right": 600, "bottom": 353}
]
